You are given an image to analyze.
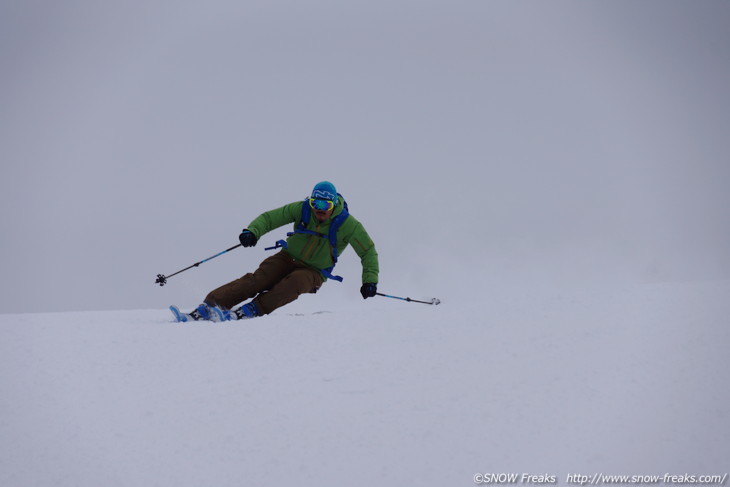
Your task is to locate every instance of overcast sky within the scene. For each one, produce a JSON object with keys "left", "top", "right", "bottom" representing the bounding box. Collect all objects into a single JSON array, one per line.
[{"left": 1, "top": 0, "right": 729, "bottom": 313}]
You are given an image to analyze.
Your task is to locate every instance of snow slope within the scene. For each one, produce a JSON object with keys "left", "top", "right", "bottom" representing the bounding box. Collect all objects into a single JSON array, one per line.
[{"left": 1, "top": 279, "right": 728, "bottom": 487}]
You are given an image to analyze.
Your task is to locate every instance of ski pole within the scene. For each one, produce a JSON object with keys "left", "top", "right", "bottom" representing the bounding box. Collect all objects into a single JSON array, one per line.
[
  {"left": 376, "top": 292, "right": 441, "bottom": 305},
  {"left": 155, "top": 243, "right": 242, "bottom": 286}
]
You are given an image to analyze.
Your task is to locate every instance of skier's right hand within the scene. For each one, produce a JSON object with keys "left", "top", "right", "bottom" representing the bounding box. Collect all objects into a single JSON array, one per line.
[{"left": 239, "top": 229, "right": 257, "bottom": 247}]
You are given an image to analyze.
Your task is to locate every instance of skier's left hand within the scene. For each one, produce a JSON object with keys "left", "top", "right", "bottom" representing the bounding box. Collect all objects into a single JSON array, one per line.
[{"left": 360, "top": 283, "right": 377, "bottom": 299}]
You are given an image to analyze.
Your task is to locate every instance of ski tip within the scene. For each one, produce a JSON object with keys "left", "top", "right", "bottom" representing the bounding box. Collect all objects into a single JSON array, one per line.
[{"left": 169, "top": 305, "right": 186, "bottom": 322}]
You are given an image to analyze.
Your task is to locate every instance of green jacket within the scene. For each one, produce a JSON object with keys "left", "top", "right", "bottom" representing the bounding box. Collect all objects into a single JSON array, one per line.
[{"left": 246, "top": 199, "right": 379, "bottom": 284}]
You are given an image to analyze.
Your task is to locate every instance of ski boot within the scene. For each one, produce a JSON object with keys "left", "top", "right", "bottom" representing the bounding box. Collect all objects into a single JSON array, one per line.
[{"left": 219, "top": 301, "right": 261, "bottom": 321}]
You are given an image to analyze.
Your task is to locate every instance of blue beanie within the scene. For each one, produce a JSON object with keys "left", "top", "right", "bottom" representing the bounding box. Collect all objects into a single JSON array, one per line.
[{"left": 311, "top": 181, "right": 338, "bottom": 204}]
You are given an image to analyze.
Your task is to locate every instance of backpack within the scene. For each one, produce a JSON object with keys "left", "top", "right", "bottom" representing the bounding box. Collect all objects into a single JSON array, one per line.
[{"left": 266, "top": 194, "right": 350, "bottom": 282}]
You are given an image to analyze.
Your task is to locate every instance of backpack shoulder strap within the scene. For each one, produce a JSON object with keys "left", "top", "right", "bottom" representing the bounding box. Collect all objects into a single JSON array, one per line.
[
  {"left": 327, "top": 196, "right": 349, "bottom": 262},
  {"left": 300, "top": 197, "right": 311, "bottom": 227}
]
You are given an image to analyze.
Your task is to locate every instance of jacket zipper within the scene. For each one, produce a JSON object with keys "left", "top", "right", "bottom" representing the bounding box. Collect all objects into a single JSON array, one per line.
[{"left": 303, "top": 223, "right": 322, "bottom": 259}]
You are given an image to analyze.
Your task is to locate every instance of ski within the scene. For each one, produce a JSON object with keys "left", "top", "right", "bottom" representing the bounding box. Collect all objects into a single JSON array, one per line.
[{"left": 169, "top": 304, "right": 227, "bottom": 323}]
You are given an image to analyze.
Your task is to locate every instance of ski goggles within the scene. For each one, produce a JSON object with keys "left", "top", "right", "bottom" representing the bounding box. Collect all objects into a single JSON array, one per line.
[{"left": 309, "top": 197, "right": 335, "bottom": 212}]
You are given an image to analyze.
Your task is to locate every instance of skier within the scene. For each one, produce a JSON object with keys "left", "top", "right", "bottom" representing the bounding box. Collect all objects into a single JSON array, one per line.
[{"left": 171, "top": 181, "right": 379, "bottom": 322}]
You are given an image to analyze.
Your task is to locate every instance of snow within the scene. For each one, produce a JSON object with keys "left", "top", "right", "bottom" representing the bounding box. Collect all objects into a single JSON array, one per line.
[{"left": 2, "top": 279, "right": 728, "bottom": 486}]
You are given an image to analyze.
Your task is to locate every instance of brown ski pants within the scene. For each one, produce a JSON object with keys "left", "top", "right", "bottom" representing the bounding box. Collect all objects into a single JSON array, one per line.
[{"left": 204, "top": 251, "right": 324, "bottom": 315}]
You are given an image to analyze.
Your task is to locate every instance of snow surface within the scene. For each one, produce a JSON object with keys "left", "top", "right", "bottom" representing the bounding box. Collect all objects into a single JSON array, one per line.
[
  {"left": 2, "top": 2, "right": 728, "bottom": 484},
  {"left": 2, "top": 279, "right": 728, "bottom": 486}
]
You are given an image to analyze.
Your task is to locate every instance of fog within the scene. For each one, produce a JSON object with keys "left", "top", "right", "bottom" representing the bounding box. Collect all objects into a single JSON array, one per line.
[{"left": 1, "top": 0, "right": 729, "bottom": 313}]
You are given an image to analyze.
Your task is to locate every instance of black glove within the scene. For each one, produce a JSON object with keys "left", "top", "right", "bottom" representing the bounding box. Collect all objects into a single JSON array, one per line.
[
  {"left": 239, "top": 229, "right": 258, "bottom": 247},
  {"left": 360, "top": 283, "right": 377, "bottom": 299}
]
